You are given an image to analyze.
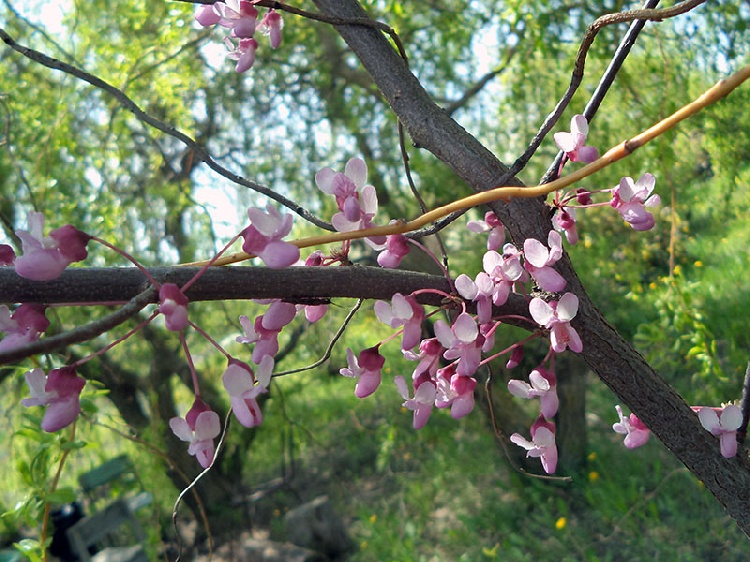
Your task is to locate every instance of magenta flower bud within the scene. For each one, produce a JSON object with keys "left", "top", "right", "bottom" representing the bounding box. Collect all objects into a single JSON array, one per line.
[
  {"left": 506, "top": 345, "right": 524, "bottom": 369},
  {"left": 50, "top": 224, "right": 90, "bottom": 262},
  {"left": 0, "top": 244, "right": 15, "bottom": 265},
  {"left": 575, "top": 188, "right": 593, "bottom": 206},
  {"left": 159, "top": 283, "right": 189, "bottom": 332}
]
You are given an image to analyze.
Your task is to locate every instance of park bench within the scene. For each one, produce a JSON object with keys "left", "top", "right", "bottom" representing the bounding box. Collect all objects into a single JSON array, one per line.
[{"left": 62, "top": 456, "right": 153, "bottom": 562}]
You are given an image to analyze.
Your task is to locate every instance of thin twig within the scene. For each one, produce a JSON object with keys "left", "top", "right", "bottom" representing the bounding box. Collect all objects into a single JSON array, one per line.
[
  {"left": 0, "top": 27, "right": 334, "bottom": 231},
  {"left": 540, "top": 0, "right": 662, "bottom": 184},
  {"left": 504, "top": 0, "right": 705, "bottom": 186},
  {"left": 274, "top": 299, "right": 363, "bottom": 376}
]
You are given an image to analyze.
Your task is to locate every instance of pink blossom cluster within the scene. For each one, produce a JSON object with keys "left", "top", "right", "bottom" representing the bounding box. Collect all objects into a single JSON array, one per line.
[
  {"left": 316, "top": 157, "right": 410, "bottom": 268},
  {"left": 337, "top": 214, "right": 590, "bottom": 475},
  {"left": 548, "top": 115, "right": 661, "bottom": 243},
  {"left": 195, "top": 1, "right": 284, "bottom": 73}
]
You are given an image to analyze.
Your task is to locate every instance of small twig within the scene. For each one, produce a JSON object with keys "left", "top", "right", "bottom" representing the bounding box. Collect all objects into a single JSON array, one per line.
[
  {"left": 540, "top": 0, "right": 663, "bottom": 184},
  {"left": 504, "top": 0, "right": 705, "bottom": 186},
  {"left": 0, "top": 27, "right": 333, "bottom": 231},
  {"left": 737, "top": 361, "right": 750, "bottom": 446},
  {"left": 274, "top": 299, "right": 363, "bottom": 377},
  {"left": 172, "top": 410, "right": 232, "bottom": 562}
]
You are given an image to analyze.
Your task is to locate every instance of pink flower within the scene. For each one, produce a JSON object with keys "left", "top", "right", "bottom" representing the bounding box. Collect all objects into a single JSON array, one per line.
[
  {"left": 455, "top": 272, "right": 495, "bottom": 325},
  {"left": 377, "top": 234, "right": 410, "bottom": 268},
  {"left": 529, "top": 293, "right": 583, "bottom": 353},
  {"left": 224, "top": 37, "right": 258, "bottom": 73},
  {"left": 169, "top": 399, "right": 221, "bottom": 469},
  {"left": 554, "top": 114, "right": 599, "bottom": 163},
  {"left": 435, "top": 365, "right": 476, "bottom": 419},
  {"left": 552, "top": 207, "right": 578, "bottom": 245},
  {"left": 315, "top": 158, "right": 385, "bottom": 246},
  {"left": 510, "top": 416, "right": 558, "bottom": 474},
  {"left": 195, "top": 4, "right": 222, "bottom": 27},
  {"left": 404, "top": 337, "right": 443, "bottom": 381},
  {"left": 467, "top": 212, "right": 505, "bottom": 251},
  {"left": 612, "top": 405, "right": 650, "bottom": 448},
  {"left": 0, "top": 304, "right": 49, "bottom": 353},
  {"left": 159, "top": 283, "right": 189, "bottom": 332},
  {"left": 696, "top": 405, "right": 742, "bottom": 458},
  {"left": 482, "top": 244, "right": 527, "bottom": 306},
  {"left": 394, "top": 375, "right": 436, "bottom": 429},
  {"left": 215, "top": 0, "right": 259, "bottom": 38},
  {"left": 434, "top": 312, "right": 483, "bottom": 377},
  {"left": 523, "top": 231, "right": 566, "bottom": 292},
  {"left": 374, "top": 293, "right": 424, "bottom": 351},
  {"left": 258, "top": 9, "right": 284, "bottom": 48},
  {"left": 610, "top": 173, "right": 661, "bottom": 231},
  {"left": 241, "top": 204, "right": 300, "bottom": 268},
  {"left": 508, "top": 368, "right": 559, "bottom": 419},
  {"left": 506, "top": 345, "right": 524, "bottom": 369},
  {"left": 236, "top": 306, "right": 294, "bottom": 364},
  {"left": 14, "top": 212, "right": 90, "bottom": 281},
  {"left": 340, "top": 346, "right": 385, "bottom": 398},
  {"left": 222, "top": 356, "right": 273, "bottom": 428},
  {"left": 21, "top": 367, "right": 86, "bottom": 432}
]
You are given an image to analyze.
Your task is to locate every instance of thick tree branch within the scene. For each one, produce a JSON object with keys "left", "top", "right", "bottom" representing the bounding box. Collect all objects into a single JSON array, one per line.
[{"left": 311, "top": 0, "right": 750, "bottom": 536}]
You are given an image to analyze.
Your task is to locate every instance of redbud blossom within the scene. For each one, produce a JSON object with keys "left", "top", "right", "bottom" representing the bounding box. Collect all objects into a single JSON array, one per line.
[
  {"left": 224, "top": 37, "right": 258, "bottom": 73},
  {"left": 552, "top": 207, "right": 579, "bottom": 245},
  {"left": 529, "top": 293, "right": 583, "bottom": 354},
  {"left": 237, "top": 314, "right": 281, "bottom": 364},
  {"left": 435, "top": 312, "right": 483, "bottom": 377},
  {"left": 394, "top": 375, "right": 436, "bottom": 429},
  {"left": 170, "top": 399, "right": 221, "bottom": 469},
  {"left": 435, "top": 365, "right": 477, "bottom": 419},
  {"left": 22, "top": 367, "right": 86, "bottom": 432},
  {"left": 613, "top": 405, "right": 650, "bottom": 449},
  {"left": 482, "top": 244, "right": 527, "bottom": 306},
  {"left": 0, "top": 304, "right": 49, "bottom": 353},
  {"left": 610, "top": 173, "right": 661, "bottom": 231},
  {"left": 340, "top": 346, "right": 385, "bottom": 398},
  {"left": 510, "top": 416, "right": 558, "bottom": 474},
  {"left": 508, "top": 368, "right": 559, "bottom": 419},
  {"left": 241, "top": 205, "right": 300, "bottom": 268},
  {"left": 553, "top": 114, "right": 599, "bottom": 163},
  {"left": 506, "top": 345, "right": 524, "bottom": 369},
  {"left": 315, "top": 158, "right": 385, "bottom": 247},
  {"left": 14, "top": 212, "right": 90, "bottom": 281},
  {"left": 258, "top": 9, "right": 284, "bottom": 48},
  {"left": 377, "top": 234, "right": 410, "bottom": 268},
  {"left": 214, "top": 0, "right": 259, "bottom": 38},
  {"left": 523, "top": 231, "right": 566, "bottom": 292},
  {"left": 195, "top": 4, "right": 221, "bottom": 27},
  {"left": 467, "top": 212, "right": 505, "bottom": 251},
  {"left": 374, "top": 293, "right": 425, "bottom": 351},
  {"left": 223, "top": 356, "right": 273, "bottom": 428},
  {"left": 0, "top": 244, "right": 15, "bottom": 265},
  {"left": 159, "top": 284, "right": 189, "bottom": 332},
  {"left": 696, "top": 405, "right": 742, "bottom": 458},
  {"left": 455, "top": 272, "right": 495, "bottom": 325}
]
